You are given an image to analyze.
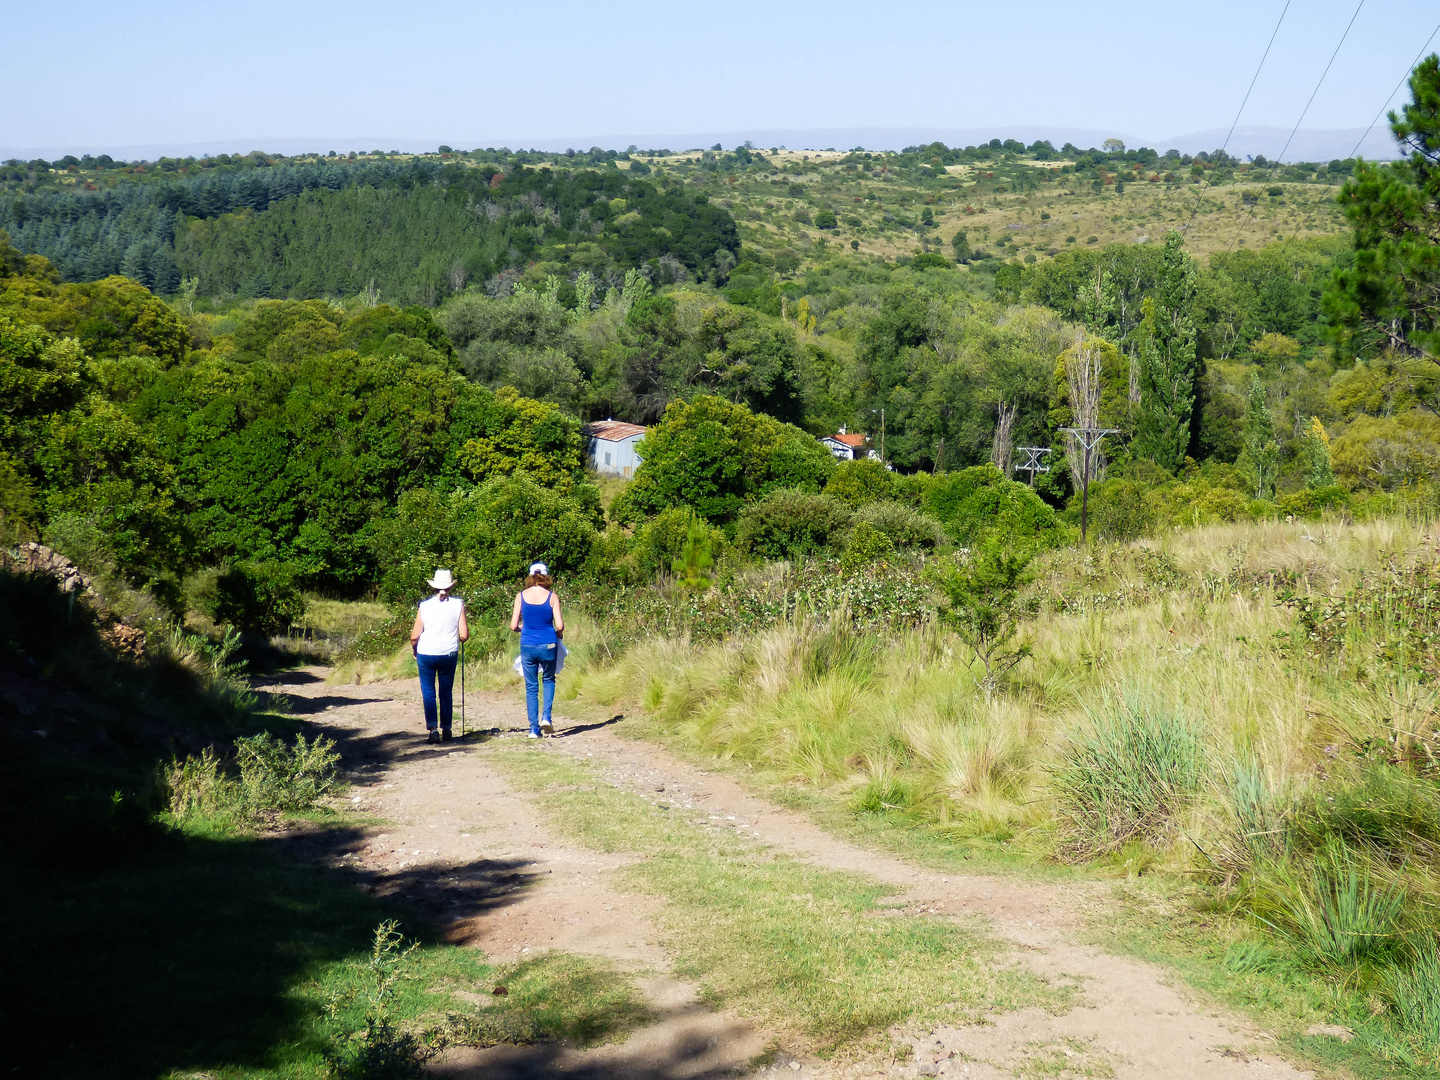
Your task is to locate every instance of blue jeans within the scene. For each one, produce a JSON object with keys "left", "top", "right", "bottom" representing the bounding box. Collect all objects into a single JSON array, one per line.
[
  {"left": 416, "top": 652, "right": 457, "bottom": 731},
  {"left": 520, "top": 643, "right": 557, "bottom": 734}
]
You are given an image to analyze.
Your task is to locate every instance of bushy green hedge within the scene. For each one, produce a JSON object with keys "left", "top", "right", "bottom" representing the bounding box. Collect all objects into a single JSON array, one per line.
[
  {"left": 211, "top": 560, "right": 307, "bottom": 634},
  {"left": 736, "top": 490, "right": 854, "bottom": 560},
  {"left": 924, "top": 465, "right": 1066, "bottom": 548}
]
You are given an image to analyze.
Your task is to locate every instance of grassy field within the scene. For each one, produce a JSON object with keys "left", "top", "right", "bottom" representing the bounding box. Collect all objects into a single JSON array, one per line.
[
  {"left": 533, "top": 515, "right": 1440, "bottom": 1075},
  {"left": 619, "top": 148, "right": 1349, "bottom": 270}
]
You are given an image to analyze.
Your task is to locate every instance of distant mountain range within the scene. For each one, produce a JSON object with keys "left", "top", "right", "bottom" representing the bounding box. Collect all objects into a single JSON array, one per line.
[{"left": 1, "top": 125, "right": 1403, "bottom": 164}]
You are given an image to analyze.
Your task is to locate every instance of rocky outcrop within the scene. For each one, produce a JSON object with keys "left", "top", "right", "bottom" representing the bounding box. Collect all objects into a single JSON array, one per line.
[
  {"left": 5, "top": 543, "right": 146, "bottom": 658},
  {"left": 13, "top": 542, "right": 95, "bottom": 596}
]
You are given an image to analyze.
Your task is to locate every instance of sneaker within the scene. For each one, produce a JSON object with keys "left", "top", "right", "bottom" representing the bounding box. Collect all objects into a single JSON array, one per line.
[
  {"left": 539, "top": 719, "right": 554, "bottom": 735},
  {"left": 527, "top": 732, "right": 541, "bottom": 740},
  {"left": 441, "top": 730, "right": 453, "bottom": 743},
  {"left": 427, "top": 730, "right": 440, "bottom": 745}
]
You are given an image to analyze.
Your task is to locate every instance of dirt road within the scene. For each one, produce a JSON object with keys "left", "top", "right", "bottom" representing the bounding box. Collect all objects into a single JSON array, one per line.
[{"left": 259, "top": 667, "right": 1317, "bottom": 1079}]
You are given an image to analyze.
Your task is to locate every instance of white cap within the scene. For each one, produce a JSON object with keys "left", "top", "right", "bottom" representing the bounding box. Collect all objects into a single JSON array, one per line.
[{"left": 529, "top": 562, "right": 549, "bottom": 576}]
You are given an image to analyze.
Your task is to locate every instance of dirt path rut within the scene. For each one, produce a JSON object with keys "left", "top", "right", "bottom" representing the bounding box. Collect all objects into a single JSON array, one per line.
[{"left": 262, "top": 668, "right": 1316, "bottom": 1080}]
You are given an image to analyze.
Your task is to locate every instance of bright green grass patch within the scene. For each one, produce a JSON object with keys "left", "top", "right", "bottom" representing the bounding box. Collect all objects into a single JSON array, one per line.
[
  {"left": 1086, "top": 877, "right": 1440, "bottom": 1080},
  {"left": 490, "top": 743, "right": 1077, "bottom": 1051}
]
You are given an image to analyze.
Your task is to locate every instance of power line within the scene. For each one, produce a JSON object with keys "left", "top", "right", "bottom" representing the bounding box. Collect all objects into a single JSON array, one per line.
[
  {"left": 1284, "top": 22, "right": 1440, "bottom": 245},
  {"left": 1347, "top": 21, "right": 1440, "bottom": 160},
  {"left": 1225, "top": 0, "right": 1368, "bottom": 255},
  {"left": 1181, "top": 0, "right": 1292, "bottom": 238}
]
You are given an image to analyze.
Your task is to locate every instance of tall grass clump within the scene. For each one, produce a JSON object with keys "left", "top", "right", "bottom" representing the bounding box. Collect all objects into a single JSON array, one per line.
[
  {"left": 1243, "top": 843, "right": 1407, "bottom": 971},
  {"left": 1385, "top": 941, "right": 1440, "bottom": 1055},
  {"left": 1047, "top": 691, "right": 1207, "bottom": 856},
  {"left": 165, "top": 731, "right": 339, "bottom": 827}
]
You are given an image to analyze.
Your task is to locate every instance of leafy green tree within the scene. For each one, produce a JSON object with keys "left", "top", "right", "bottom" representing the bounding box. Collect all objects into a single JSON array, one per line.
[
  {"left": 1325, "top": 55, "right": 1440, "bottom": 365},
  {"left": 375, "top": 472, "right": 602, "bottom": 604},
  {"left": 1133, "top": 232, "right": 1198, "bottom": 471},
  {"left": 611, "top": 395, "right": 833, "bottom": 526},
  {"left": 951, "top": 230, "right": 972, "bottom": 262},
  {"left": 454, "top": 387, "right": 586, "bottom": 490},
  {"left": 813, "top": 209, "right": 838, "bottom": 230},
  {"left": 1300, "top": 416, "right": 1335, "bottom": 489}
]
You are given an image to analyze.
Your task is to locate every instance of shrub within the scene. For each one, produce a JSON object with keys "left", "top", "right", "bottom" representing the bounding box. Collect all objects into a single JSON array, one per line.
[
  {"left": 841, "top": 520, "right": 894, "bottom": 570},
  {"left": 211, "top": 560, "right": 307, "bottom": 634},
  {"left": 854, "top": 500, "right": 945, "bottom": 550},
  {"left": 1085, "top": 478, "right": 1158, "bottom": 542},
  {"left": 736, "top": 490, "right": 853, "bottom": 560},
  {"left": 166, "top": 732, "right": 339, "bottom": 824},
  {"left": 812, "top": 208, "right": 838, "bottom": 229},
  {"left": 824, "top": 459, "right": 893, "bottom": 507},
  {"left": 910, "top": 252, "right": 950, "bottom": 270},
  {"left": 890, "top": 471, "right": 934, "bottom": 508},
  {"left": 924, "top": 465, "right": 1064, "bottom": 549},
  {"left": 235, "top": 731, "right": 340, "bottom": 814},
  {"left": 1050, "top": 692, "right": 1206, "bottom": 854},
  {"left": 1275, "top": 485, "right": 1351, "bottom": 519}
]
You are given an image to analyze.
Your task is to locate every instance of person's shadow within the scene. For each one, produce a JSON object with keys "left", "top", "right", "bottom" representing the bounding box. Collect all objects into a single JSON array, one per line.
[{"left": 555, "top": 714, "right": 625, "bottom": 738}]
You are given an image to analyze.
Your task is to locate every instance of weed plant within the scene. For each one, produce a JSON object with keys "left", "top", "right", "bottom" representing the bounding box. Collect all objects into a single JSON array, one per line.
[{"left": 165, "top": 731, "right": 340, "bottom": 827}]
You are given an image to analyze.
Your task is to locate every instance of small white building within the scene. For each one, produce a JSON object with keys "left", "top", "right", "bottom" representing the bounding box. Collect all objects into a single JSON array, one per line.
[
  {"left": 820, "top": 430, "right": 868, "bottom": 460},
  {"left": 584, "top": 420, "right": 646, "bottom": 477}
]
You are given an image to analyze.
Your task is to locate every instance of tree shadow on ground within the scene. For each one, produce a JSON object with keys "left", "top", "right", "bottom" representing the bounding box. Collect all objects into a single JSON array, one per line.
[{"left": 0, "top": 721, "right": 533, "bottom": 1080}]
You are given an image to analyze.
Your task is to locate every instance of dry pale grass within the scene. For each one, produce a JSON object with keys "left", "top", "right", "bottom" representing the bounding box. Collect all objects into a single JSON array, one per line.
[{"left": 560, "top": 515, "right": 1435, "bottom": 860}]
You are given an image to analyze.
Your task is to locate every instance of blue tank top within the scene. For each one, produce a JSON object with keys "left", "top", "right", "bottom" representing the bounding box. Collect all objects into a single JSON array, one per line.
[{"left": 519, "top": 590, "right": 557, "bottom": 646}]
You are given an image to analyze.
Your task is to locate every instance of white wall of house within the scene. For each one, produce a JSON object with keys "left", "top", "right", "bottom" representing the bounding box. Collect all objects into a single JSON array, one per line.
[{"left": 590, "top": 434, "right": 644, "bottom": 477}]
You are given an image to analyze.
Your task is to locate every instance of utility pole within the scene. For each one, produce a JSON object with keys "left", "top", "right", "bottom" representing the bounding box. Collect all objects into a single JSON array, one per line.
[
  {"left": 1061, "top": 427, "right": 1118, "bottom": 542},
  {"left": 1014, "top": 446, "right": 1052, "bottom": 487}
]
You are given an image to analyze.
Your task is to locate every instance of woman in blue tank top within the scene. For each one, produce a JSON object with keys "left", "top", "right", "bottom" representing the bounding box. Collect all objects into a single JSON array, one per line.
[{"left": 509, "top": 561, "right": 564, "bottom": 737}]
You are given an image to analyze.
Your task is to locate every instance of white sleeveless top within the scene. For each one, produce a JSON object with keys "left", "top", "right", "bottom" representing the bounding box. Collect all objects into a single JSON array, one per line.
[{"left": 416, "top": 595, "right": 463, "bottom": 656}]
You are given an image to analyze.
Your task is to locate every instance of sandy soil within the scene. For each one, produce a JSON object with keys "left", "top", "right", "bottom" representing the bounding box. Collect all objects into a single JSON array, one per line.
[{"left": 258, "top": 668, "right": 1321, "bottom": 1079}]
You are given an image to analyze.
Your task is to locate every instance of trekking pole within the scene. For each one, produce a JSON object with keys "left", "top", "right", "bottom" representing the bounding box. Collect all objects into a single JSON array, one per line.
[{"left": 460, "top": 639, "right": 466, "bottom": 737}]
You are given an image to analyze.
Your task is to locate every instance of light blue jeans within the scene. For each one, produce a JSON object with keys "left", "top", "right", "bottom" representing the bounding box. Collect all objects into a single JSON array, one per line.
[{"left": 520, "top": 643, "right": 557, "bottom": 734}]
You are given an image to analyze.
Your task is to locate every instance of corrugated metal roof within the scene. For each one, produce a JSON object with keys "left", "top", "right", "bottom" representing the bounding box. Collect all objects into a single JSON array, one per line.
[
  {"left": 824, "top": 432, "right": 868, "bottom": 448},
  {"left": 584, "top": 420, "right": 647, "bottom": 441}
]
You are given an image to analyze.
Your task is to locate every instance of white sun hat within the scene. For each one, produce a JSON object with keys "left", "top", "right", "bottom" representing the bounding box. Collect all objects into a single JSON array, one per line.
[
  {"left": 529, "top": 562, "right": 549, "bottom": 576},
  {"left": 427, "top": 568, "right": 455, "bottom": 590}
]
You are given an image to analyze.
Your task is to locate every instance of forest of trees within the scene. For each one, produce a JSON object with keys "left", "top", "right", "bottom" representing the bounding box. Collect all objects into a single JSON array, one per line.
[{"left": 1, "top": 57, "right": 1436, "bottom": 623}]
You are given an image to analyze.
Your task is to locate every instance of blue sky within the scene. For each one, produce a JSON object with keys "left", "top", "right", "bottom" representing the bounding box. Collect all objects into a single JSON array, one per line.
[{"left": 5, "top": 0, "right": 1437, "bottom": 155}]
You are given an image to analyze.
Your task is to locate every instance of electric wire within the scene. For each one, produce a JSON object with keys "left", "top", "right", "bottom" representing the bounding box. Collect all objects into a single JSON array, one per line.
[
  {"left": 1283, "top": 22, "right": 1439, "bottom": 245},
  {"left": 1180, "top": 0, "right": 1293, "bottom": 238},
  {"left": 1225, "top": 0, "right": 1367, "bottom": 254}
]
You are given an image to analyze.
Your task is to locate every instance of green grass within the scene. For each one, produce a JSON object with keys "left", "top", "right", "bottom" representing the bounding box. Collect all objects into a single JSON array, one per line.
[{"left": 488, "top": 742, "right": 1078, "bottom": 1053}]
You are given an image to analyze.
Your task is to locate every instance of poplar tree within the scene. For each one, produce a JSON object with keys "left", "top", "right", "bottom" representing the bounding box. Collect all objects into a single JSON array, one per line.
[{"left": 1133, "top": 232, "right": 1198, "bottom": 472}]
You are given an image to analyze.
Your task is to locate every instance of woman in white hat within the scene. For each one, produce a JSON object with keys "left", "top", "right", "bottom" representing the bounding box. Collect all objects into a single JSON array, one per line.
[
  {"left": 410, "top": 568, "right": 469, "bottom": 744},
  {"left": 510, "top": 562, "right": 564, "bottom": 738}
]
